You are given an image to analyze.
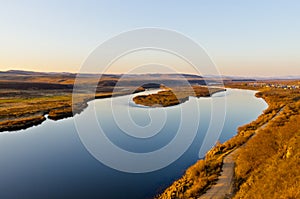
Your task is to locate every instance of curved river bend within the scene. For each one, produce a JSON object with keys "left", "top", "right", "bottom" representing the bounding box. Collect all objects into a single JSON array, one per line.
[{"left": 0, "top": 89, "right": 267, "bottom": 199}]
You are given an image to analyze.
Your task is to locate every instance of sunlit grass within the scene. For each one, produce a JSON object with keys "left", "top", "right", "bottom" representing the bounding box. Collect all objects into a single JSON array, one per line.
[{"left": 156, "top": 86, "right": 300, "bottom": 199}]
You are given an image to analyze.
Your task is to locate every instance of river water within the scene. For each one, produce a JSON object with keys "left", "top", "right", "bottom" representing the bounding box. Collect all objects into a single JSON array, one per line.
[{"left": 0, "top": 89, "right": 267, "bottom": 199}]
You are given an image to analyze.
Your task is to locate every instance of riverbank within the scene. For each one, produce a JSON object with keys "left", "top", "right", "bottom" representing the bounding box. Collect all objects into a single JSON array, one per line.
[
  {"left": 155, "top": 86, "right": 300, "bottom": 199},
  {"left": 0, "top": 88, "right": 147, "bottom": 132}
]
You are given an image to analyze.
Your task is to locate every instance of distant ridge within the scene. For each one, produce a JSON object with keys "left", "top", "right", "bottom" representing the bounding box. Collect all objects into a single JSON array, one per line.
[
  {"left": 205, "top": 74, "right": 300, "bottom": 80},
  {"left": 0, "top": 70, "right": 203, "bottom": 79},
  {"left": 0, "top": 70, "right": 299, "bottom": 80},
  {"left": 0, "top": 70, "right": 74, "bottom": 76}
]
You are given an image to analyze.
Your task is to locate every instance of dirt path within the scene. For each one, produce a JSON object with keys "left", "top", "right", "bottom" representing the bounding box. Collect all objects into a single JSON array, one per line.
[
  {"left": 199, "top": 151, "right": 237, "bottom": 199},
  {"left": 199, "top": 107, "right": 285, "bottom": 199}
]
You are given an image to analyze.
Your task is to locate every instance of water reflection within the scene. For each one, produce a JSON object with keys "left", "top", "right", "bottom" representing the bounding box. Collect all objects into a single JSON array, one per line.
[{"left": 0, "top": 89, "right": 267, "bottom": 199}]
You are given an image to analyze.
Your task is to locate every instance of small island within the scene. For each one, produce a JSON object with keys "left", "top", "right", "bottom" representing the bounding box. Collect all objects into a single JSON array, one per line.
[{"left": 133, "top": 85, "right": 226, "bottom": 107}]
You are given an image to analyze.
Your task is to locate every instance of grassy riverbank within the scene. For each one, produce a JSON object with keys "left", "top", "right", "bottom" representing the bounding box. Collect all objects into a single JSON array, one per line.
[{"left": 155, "top": 83, "right": 300, "bottom": 199}]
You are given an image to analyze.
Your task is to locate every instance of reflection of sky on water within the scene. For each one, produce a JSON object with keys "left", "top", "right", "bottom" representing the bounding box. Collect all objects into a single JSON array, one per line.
[{"left": 0, "top": 89, "right": 267, "bottom": 199}]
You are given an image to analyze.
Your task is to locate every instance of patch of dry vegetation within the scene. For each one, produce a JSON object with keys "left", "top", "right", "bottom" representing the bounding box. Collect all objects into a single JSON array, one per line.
[
  {"left": 0, "top": 93, "right": 84, "bottom": 131},
  {"left": 0, "top": 115, "right": 46, "bottom": 132}
]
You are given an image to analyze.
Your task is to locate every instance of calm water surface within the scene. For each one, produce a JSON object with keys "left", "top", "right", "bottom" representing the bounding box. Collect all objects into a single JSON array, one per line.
[{"left": 0, "top": 89, "right": 267, "bottom": 199}]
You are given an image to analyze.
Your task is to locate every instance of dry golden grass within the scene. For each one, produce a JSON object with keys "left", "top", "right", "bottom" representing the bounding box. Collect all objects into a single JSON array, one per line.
[
  {"left": 156, "top": 83, "right": 300, "bottom": 199},
  {"left": 233, "top": 96, "right": 300, "bottom": 199},
  {"left": 234, "top": 114, "right": 300, "bottom": 199}
]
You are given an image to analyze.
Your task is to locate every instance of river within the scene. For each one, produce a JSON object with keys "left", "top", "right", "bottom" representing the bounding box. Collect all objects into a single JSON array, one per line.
[{"left": 0, "top": 89, "right": 267, "bottom": 199}]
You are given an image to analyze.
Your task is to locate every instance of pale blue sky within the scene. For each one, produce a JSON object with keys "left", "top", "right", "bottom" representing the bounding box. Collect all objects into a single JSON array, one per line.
[{"left": 0, "top": 0, "right": 299, "bottom": 76}]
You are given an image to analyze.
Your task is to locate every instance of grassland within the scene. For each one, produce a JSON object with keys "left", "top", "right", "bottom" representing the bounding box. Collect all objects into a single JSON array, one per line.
[{"left": 155, "top": 82, "right": 300, "bottom": 199}]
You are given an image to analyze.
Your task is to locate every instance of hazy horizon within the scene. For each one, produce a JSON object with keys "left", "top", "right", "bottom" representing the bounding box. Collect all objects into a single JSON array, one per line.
[
  {"left": 1, "top": 1, "right": 299, "bottom": 76},
  {"left": 2, "top": 68, "right": 300, "bottom": 78}
]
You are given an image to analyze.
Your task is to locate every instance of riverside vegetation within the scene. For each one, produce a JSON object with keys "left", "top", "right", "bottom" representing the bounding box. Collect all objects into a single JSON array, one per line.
[{"left": 155, "top": 82, "right": 300, "bottom": 199}]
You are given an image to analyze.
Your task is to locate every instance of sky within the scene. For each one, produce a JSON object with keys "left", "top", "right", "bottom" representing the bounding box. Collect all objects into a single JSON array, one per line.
[{"left": 0, "top": 0, "right": 299, "bottom": 76}]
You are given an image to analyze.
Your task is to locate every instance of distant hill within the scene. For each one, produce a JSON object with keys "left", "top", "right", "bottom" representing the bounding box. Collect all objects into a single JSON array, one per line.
[
  {"left": 0, "top": 70, "right": 202, "bottom": 79},
  {"left": 1, "top": 70, "right": 298, "bottom": 81},
  {"left": 205, "top": 74, "right": 300, "bottom": 80},
  {"left": 0, "top": 70, "right": 75, "bottom": 76}
]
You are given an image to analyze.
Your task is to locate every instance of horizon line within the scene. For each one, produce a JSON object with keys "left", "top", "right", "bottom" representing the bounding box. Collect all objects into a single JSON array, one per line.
[{"left": 1, "top": 69, "right": 300, "bottom": 79}]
